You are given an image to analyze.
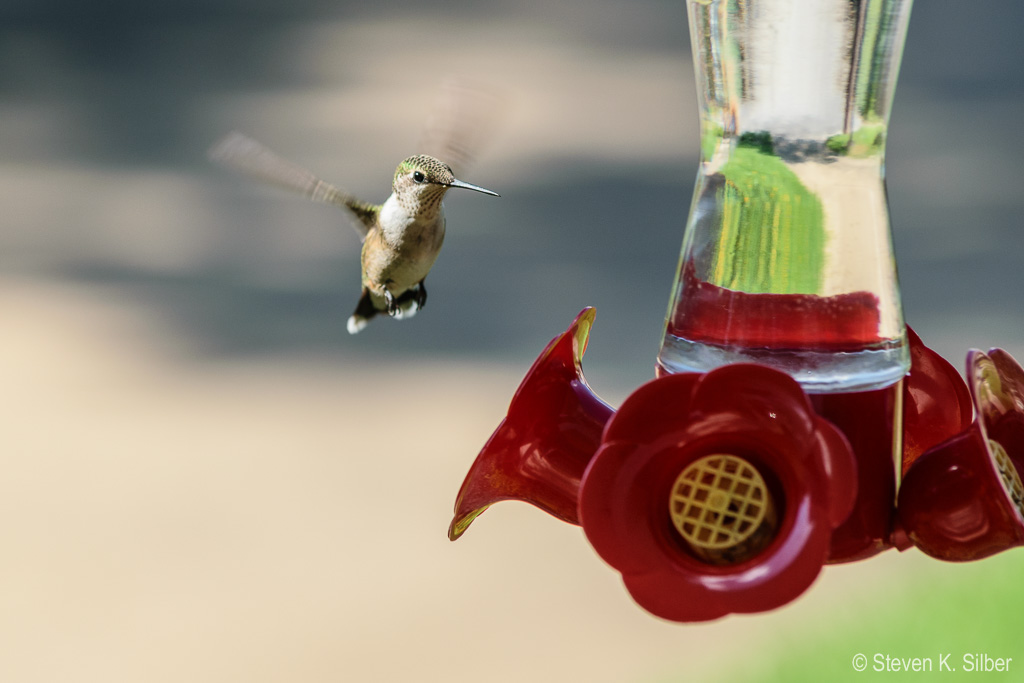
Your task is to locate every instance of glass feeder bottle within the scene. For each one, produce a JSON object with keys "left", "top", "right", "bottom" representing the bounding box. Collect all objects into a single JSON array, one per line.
[{"left": 658, "top": 0, "right": 913, "bottom": 393}]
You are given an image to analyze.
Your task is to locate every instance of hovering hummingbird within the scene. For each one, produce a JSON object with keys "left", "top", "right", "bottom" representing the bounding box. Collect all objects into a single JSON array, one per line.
[{"left": 209, "top": 79, "right": 504, "bottom": 334}]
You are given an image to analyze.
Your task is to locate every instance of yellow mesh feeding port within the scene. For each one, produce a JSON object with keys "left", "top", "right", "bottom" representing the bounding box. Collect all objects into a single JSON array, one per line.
[
  {"left": 991, "top": 439, "right": 1024, "bottom": 517},
  {"left": 669, "top": 453, "right": 778, "bottom": 565}
]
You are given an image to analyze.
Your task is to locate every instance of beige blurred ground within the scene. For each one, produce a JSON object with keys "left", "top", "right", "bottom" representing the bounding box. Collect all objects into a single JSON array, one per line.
[{"left": 1, "top": 274, "right": 954, "bottom": 683}]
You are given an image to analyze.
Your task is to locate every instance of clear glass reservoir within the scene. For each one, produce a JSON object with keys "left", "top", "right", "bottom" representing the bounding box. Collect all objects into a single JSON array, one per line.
[{"left": 658, "top": 0, "right": 914, "bottom": 393}]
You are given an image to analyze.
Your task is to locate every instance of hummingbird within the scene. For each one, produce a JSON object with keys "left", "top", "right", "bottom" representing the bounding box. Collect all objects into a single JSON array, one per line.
[{"left": 209, "top": 132, "right": 500, "bottom": 334}]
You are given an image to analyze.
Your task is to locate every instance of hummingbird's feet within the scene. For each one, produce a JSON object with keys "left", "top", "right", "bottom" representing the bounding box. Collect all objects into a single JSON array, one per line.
[
  {"left": 384, "top": 288, "right": 399, "bottom": 316},
  {"left": 379, "top": 286, "right": 422, "bottom": 320},
  {"left": 415, "top": 280, "right": 427, "bottom": 310}
]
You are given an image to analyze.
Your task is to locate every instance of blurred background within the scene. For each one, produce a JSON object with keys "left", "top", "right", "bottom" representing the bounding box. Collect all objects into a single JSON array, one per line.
[{"left": 2, "top": 1, "right": 1023, "bottom": 681}]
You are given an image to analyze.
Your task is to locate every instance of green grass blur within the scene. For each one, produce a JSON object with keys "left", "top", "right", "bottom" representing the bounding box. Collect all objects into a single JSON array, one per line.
[{"left": 760, "top": 551, "right": 1024, "bottom": 682}]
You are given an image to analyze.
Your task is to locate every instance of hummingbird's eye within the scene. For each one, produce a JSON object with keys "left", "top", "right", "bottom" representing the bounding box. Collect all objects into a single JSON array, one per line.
[{"left": 412, "top": 171, "right": 426, "bottom": 183}]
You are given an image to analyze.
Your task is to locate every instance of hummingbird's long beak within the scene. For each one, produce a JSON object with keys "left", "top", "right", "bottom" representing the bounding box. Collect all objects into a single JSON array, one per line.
[{"left": 447, "top": 178, "right": 500, "bottom": 197}]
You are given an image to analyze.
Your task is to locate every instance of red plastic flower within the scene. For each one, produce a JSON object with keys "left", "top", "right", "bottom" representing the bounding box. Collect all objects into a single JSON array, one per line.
[
  {"left": 577, "top": 364, "right": 857, "bottom": 622},
  {"left": 898, "top": 347, "right": 1024, "bottom": 560},
  {"left": 448, "top": 308, "right": 613, "bottom": 540},
  {"left": 901, "top": 326, "right": 974, "bottom": 475}
]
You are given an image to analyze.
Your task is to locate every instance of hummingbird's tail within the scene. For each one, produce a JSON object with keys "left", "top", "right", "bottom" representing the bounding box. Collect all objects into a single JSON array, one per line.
[{"left": 347, "top": 288, "right": 379, "bottom": 335}]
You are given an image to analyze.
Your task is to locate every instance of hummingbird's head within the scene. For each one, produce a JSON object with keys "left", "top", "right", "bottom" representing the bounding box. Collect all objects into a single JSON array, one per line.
[{"left": 392, "top": 154, "right": 498, "bottom": 212}]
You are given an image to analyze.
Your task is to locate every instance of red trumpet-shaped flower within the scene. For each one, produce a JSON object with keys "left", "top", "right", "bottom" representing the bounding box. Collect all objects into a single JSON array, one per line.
[
  {"left": 448, "top": 308, "right": 613, "bottom": 541},
  {"left": 898, "top": 347, "right": 1024, "bottom": 561},
  {"left": 901, "top": 327, "right": 974, "bottom": 475},
  {"left": 578, "top": 364, "right": 857, "bottom": 622}
]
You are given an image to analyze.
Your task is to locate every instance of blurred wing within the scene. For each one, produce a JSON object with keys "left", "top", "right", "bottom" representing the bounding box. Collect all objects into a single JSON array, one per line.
[
  {"left": 208, "top": 131, "right": 374, "bottom": 238},
  {"left": 417, "top": 76, "right": 509, "bottom": 179}
]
